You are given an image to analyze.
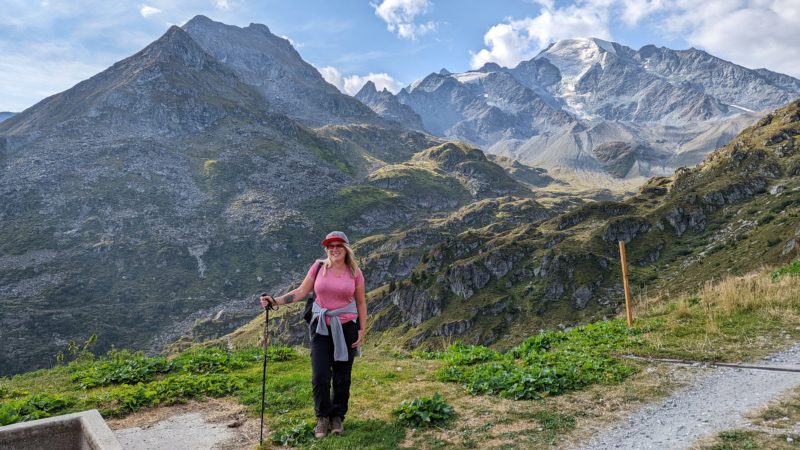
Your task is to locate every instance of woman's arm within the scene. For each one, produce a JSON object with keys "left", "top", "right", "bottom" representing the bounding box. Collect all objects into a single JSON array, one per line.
[
  {"left": 352, "top": 282, "right": 367, "bottom": 348},
  {"left": 276, "top": 274, "right": 316, "bottom": 306},
  {"left": 259, "top": 272, "right": 316, "bottom": 308}
]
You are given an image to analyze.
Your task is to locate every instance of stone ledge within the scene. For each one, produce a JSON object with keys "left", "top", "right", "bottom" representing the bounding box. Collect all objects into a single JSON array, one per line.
[{"left": 0, "top": 409, "right": 122, "bottom": 450}]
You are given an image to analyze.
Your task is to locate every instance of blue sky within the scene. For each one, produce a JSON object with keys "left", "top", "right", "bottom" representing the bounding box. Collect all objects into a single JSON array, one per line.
[{"left": 2, "top": 0, "right": 799, "bottom": 112}]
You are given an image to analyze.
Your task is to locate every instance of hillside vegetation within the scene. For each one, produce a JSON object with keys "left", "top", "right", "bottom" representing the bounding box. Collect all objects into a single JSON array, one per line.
[{"left": 2, "top": 260, "right": 798, "bottom": 448}]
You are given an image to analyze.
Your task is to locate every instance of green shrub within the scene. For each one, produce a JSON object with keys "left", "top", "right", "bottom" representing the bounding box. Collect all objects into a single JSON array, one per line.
[
  {"left": 174, "top": 348, "right": 246, "bottom": 374},
  {"left": 0, "top": 393, "right": 77, "bottom": 425},
  {"left": 772, "top": 260, "right": 800, "bottom": 279},
  {"left": 174, "top": 346, "right": 297, "bottom": 374},
  {"left": 441, "top": 343, "right": 501, "bottom": 365},
  {"left": 271, "top": 420, "right": 314, "bottom": 446},
  {"left": 264, "top": 346, "right": 297, "bottom": 362},
  {"left": 437, "top": 320, "right": 640, "bottom": 400},
  {"left": 99, "top": 373, "right": 243, "bottom": 416},
  {"left": 71, "top": 351, "right": 173, "bottom": 388},
  {"left": 394, "top": 393, "right": 454, "bottom": 428}
]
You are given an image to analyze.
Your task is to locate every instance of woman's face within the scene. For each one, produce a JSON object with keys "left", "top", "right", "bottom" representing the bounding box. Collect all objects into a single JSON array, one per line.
[{"left": 326, "top": 242, "right": 346, "bottom": 263}]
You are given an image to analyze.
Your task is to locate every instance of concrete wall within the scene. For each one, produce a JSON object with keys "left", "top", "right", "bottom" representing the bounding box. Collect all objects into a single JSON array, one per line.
[{"left": 0, "top": 409, "right": 122, "bottom": 450}]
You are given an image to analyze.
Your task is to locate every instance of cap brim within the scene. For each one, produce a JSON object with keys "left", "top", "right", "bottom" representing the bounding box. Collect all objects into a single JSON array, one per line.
[{"left": 322, "top": 237, "right": 347, "bottom": 247}]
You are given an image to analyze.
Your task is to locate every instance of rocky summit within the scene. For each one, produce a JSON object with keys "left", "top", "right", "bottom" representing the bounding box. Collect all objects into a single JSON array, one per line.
[{"left": 364, "top": 38, "right": 800, "bottom": 180}]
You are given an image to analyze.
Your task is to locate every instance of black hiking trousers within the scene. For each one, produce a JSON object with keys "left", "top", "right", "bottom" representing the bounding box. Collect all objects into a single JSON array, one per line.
[{"left": 310, "top": 319, "right": 358, "bottom": 419}]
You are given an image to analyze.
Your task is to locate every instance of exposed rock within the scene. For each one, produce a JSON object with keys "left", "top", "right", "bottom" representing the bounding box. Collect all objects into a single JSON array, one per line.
[
  {"left": 573, "top": 286, "right": 593, "bottom": 309},
  {"left": 447, "top": 261, "right": 491, "bottom": 299},
  {"left": 770, "top": 184, "right": 785, "bottom": 195},
  {"left": 389, "top": 283, "right": 445, "bottom": 326},
  {"left": 782, "top": 239, "right": 797, "bottom": 257},
  {"left": 665, "top": 208, "right": 707, "bottom": 236},
  {"left": 602, "top": 217, "right": 651, "bottom": 243}
]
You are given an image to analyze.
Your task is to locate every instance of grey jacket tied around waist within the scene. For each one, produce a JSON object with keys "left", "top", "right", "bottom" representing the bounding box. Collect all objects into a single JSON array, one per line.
[{"left": 310, "top": 301, "right": 360, "bottom": 361}]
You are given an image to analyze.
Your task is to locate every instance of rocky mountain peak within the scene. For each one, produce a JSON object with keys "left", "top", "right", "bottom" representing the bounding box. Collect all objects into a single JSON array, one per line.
[
  {"left": 0, "top": 24, "right": 266, "bottom": 138},
  {"left": 181, "top": 15, "right": 379, "bottom": 127},
  {"left": 355, "top": 79, "right": 423, "bottom": 130},
  {"left": 357, "top": 80, "right": 378, "bottom": 96}
]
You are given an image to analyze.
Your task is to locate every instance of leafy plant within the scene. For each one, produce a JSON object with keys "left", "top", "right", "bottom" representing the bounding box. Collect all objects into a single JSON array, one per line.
[
  {"left": 71, "top": 351, "right": 173, "bottom": 388},
  {"left": 0, "top": 393, "right": 77, "bottom": 425},
  {"left": 436, "top": 320, "right": 639, "bottom": 400},
  {"left": 441, "top": 343, "right": 501, "bottom": 366},
  {"left": 98, "top": 373, "right": 243, "bottom": 416},
  {"left": 771, "top": 260, "right": 800, "bottom": 279},
  {"left": 394, "top": 393, "right": 455, "bottom": 428},
  {"left": 174, "top": 348, "right": 246, "bottom": 374},
  {"left": 271, "top": 420, "right": 314, "bottom": 446}
]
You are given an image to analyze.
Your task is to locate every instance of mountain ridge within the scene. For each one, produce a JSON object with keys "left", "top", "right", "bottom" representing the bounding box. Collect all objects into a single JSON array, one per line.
[{"left": 360, "top": 37, "right": 800, "bottom": 182}]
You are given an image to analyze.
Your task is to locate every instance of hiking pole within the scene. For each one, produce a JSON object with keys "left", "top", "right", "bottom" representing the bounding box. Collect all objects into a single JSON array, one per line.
[{"left": 259, "top": 293, "right": 277, "bottom": 445}]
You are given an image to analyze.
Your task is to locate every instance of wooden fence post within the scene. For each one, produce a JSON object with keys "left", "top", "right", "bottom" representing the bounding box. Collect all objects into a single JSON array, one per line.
[{"left": 619, "top": 240, "right": 634, "bottom": 327}]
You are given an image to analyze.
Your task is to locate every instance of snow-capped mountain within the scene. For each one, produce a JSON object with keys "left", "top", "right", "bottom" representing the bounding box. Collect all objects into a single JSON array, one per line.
[{"left": 364, "top": 38, "right": 800, "bottom": 179}]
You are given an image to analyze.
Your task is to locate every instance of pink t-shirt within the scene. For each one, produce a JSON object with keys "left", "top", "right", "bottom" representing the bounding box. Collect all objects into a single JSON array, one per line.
[{"left": 308, "top": 261, "right": 364, "bottom": 325}]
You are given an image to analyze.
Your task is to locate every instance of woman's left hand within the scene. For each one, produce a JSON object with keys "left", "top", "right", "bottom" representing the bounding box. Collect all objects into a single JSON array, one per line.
[{"left": 352, "top": 329, "right": 365, "bottom": 348}]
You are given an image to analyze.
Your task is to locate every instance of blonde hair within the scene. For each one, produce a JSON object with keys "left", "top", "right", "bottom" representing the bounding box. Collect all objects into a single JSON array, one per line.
[{"left": 323, "top": 243, "right": 360, "bottom": 278}]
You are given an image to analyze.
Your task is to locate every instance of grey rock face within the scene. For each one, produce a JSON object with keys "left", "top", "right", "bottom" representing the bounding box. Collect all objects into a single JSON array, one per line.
[
  {"left": 397, "top": 70, "right": 573, "bottom": 146},
  {"left": 354, "top": 81, "right": 424, "bottom": 130},
  {"left": 182, "top": 15, "right": 379, "bottom": 127},
  {"left": 634, "top": 46, "right": 799, "bottom": 112},
  {"left": 602, "top": 217, "right": 651, "bottom": 243}
]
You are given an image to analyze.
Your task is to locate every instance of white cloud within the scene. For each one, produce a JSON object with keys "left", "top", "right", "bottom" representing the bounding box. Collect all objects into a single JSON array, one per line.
[
  {"left": 659, "top": 0, "right": 800, "bottom": 77},
  {"left": 619, "top": 0, "right": 666, "bottom": 26},
  {"left": 318, "top": 66, "right": 403, "bottom": 96},
  {"left": 139, "top": 5, "right": 161, "bottom": 18},
  {"left": 372, "top": 0, "right": 437, "bottom": 40},
  {"left": 214, "top": 0, "right": 231, "bottom": 10},
  {"left": 470, "top": 1, "right": 611, "bottom": 69}
]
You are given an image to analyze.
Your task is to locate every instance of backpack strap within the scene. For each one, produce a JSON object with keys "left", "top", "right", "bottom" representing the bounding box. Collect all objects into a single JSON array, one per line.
[{"left": 313, "top": 260, "right": 324, "bottom": 279}]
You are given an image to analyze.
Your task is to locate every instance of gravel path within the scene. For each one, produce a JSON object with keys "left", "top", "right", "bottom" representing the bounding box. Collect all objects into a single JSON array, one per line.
[{"left": 578, "top": 343, "right": 800, "bottom": 450}]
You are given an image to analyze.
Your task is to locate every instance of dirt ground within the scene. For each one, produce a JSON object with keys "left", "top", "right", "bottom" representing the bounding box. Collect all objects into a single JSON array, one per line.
[{"left": 108, "top": 398, "right": 262, "bottom": 450}]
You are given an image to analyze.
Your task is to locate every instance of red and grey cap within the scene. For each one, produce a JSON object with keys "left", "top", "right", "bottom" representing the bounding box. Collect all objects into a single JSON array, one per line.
[{"left": 322, "top": 231, "right": 349, "bottom": 247}]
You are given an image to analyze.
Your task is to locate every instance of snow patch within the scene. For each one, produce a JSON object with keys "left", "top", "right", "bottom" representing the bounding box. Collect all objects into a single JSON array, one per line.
[
  {"left": 729, "top": 104, "right": 756, "bottom": 113},
  {"left": 452, "top": 72, "right": 490, "bottom": 84}
]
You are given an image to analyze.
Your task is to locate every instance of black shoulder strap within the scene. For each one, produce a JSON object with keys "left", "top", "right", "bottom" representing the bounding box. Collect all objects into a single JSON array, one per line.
[{"left": 313, "top": 261, "right": 323, "bottom": 279}]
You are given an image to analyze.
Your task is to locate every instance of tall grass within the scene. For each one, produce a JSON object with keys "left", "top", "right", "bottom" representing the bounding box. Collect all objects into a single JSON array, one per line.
[
  {"left": 700, "top": 271, "right": 800, "bottom": 316},
  {"left": 634, "top": 261, "right": 800, "bottom": 361}
]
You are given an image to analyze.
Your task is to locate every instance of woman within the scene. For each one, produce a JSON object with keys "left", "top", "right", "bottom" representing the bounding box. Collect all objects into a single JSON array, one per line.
[{"left": 260, "top": 231, "right": 367, "bottom": 438}]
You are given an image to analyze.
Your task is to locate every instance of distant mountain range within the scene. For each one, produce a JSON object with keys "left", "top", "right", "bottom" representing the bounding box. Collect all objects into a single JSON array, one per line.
[
  {"left": 0, "top": 112, "right": 15, "bottom": 123},
  {"left": 364, "top": 38, "right": 800, "bottom": 179}
]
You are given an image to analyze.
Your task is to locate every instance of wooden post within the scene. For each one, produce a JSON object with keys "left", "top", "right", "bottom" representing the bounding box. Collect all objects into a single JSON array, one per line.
[{"left": 619, "top": 240, "right": 634, "bottom": 327}]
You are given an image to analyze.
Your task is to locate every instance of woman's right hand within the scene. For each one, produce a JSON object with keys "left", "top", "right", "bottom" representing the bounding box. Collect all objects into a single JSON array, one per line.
[{"left": 259, "top": 293, "right": 276, "bottom": 309}]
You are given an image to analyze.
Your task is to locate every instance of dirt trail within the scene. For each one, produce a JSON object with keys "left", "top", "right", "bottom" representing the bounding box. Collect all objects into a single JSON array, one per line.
[
  {"left": 108, "top": 398, "right": 259, "bottom": 450},
  {"left": 577, "top": 343, "right": 800, "bottom": 450}
]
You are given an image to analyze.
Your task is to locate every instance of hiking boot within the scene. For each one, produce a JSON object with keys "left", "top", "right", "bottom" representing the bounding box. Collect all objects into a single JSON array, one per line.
[
  {"left": 314, "top": 417, "right": 330, "bottom": 438},
  {"left": 330, "top": 416, "right": 343, "bottom": 435}
]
